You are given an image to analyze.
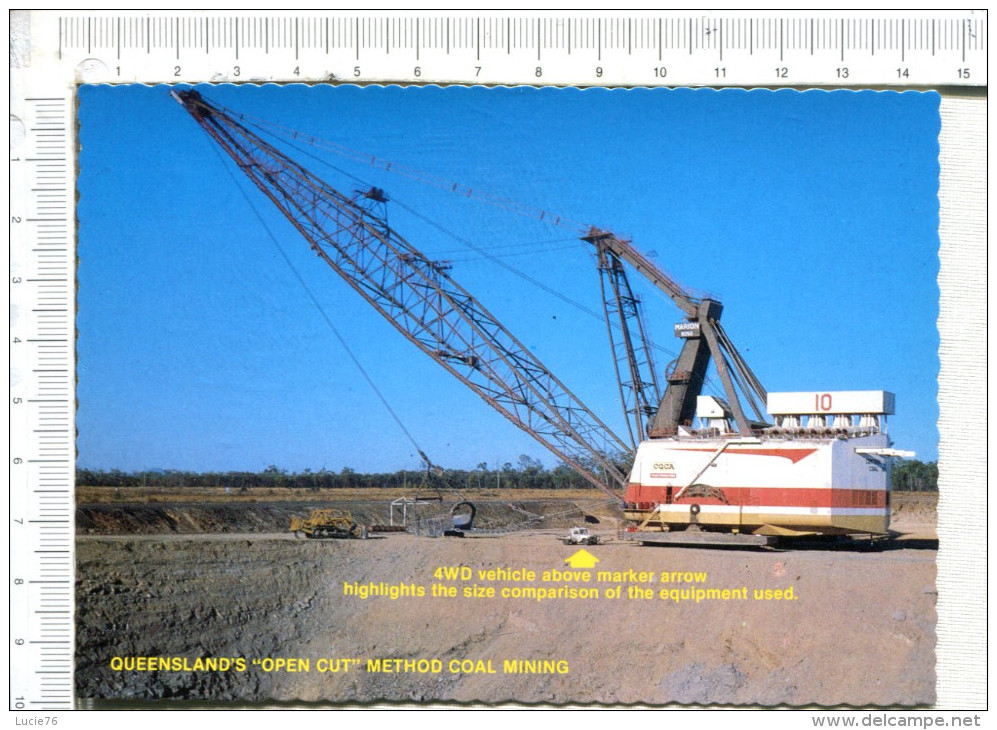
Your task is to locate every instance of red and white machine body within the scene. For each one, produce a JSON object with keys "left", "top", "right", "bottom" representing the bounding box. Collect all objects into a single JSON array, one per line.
[{"left": 624, "top": 391, "right": 910, "bottom": 536}]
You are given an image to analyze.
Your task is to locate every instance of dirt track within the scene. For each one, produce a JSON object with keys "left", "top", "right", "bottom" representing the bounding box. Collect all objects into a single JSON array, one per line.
[{"left": 74, "top": 494, "right": 936, "bottom": 707}]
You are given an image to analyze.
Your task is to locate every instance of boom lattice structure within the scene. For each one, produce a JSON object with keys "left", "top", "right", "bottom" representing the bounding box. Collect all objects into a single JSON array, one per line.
[
  {"left": 173, "top": 91, "right": 910, "bottom": 544},
  {"left": 173, "top": 90, "right": 629, "bottom": 498}
]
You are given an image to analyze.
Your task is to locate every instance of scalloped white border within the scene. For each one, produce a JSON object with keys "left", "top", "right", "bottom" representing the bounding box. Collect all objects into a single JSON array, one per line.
[{"left": 936, "top": 92, "right": 986, "bottom": 711}]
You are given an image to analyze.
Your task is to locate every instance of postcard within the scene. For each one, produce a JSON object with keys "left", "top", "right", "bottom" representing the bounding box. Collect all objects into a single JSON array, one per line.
[{"left": 72, "top": 84, "right": 941, "bottom": 706}]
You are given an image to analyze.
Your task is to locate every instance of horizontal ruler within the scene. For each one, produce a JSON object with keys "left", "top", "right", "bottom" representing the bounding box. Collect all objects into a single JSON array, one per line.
[
  {"left": 6, "top": 7, "right": 988, "bottom": 713},
  {"left": 26, "top": 11, "right": 990, "bottom": 87}
]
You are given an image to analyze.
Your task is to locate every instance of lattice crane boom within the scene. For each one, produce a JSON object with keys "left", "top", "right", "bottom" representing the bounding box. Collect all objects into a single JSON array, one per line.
[
  {"left": 594, "top": 241, "right": 661, "bottom": 447},
  {"left": 583, "top": 227, "right": 700, "bottom": 318},
  {"left": 173, "top": 89, "right": 629, "bottom": 499},
  {"left": 582, "top": 228, "right": 767, "bottom": 437}
]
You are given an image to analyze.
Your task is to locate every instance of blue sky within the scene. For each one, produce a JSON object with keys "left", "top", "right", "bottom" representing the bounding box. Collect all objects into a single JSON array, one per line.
[{"left": 76, "top": 84, "right": 940, "bottom": 473}]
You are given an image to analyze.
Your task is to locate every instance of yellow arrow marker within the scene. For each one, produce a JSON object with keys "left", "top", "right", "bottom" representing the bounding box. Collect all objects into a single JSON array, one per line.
[{"left": 564, "top": 549, "right": 599, "bottom": 569}]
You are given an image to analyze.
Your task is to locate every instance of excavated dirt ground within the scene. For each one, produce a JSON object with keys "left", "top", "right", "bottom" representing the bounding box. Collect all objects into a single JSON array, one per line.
[{"left": 75, "top": 491, "right": 937, "bottom": 707}]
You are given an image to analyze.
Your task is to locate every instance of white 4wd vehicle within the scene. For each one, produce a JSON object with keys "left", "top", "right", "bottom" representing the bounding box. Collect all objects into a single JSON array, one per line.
[{"left": 563, "top": 526, "right": 599, "bottom": 545}]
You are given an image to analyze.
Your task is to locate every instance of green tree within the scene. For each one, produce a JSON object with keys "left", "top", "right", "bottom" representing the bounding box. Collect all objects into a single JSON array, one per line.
[{"left": 891, "top": 460, "right": 938, "bottom": 492}]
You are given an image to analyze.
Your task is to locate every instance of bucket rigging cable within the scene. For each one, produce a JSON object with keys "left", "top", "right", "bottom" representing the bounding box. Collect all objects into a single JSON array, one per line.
[
  {"left": 209, "top": 141, "right": 440, "bottom": 478},
  {"left": 247, "top": 118, "right": 723, "bottom": 386},
  {"left": 177, "top": 90, "right": 752, "bottom": 502}
]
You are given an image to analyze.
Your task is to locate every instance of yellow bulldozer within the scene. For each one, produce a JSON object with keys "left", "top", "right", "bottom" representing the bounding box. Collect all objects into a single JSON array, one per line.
[{"left": 290, "top": 508, "right": 368, "bottom": 539}]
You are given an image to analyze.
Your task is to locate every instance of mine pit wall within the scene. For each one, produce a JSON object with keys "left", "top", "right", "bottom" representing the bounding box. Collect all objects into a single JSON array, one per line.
[
  {"left": 75, "top": 493, "right": 934, "bottom": 537},
  {"left": 75, "top": 499, "right": 620, "bottom": 536}
]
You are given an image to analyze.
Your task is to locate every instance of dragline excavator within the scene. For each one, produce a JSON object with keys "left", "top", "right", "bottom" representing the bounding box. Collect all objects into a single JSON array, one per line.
[{"left": 174, "top": 89, "right": 912, "bottom": 546}]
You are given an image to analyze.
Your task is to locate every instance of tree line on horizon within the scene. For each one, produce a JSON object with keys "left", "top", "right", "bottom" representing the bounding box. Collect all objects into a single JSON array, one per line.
[
  {"left": 76, "top": 456, "right": 939, "bottom": 492},
  {"left": 75, "top": 455, "right": 590, "bottom": 492}
]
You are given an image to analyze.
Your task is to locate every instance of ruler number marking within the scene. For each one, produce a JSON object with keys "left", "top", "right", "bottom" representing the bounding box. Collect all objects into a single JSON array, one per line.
[
  {"left": 12, "top": 98, "right": 74, "bottom": 710},
  {"left": 44, "top": 14, "right": 986, "bottom": 84}
]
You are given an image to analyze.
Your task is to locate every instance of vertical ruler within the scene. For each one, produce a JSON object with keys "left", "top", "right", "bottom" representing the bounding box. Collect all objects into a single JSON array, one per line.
[{"left": 9, "top": 95, "right": 76, "bottom": 710}]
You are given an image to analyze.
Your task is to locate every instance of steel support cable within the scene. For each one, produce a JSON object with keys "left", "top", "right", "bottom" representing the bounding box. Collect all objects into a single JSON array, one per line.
[
  {"left": 708, "top": 323, "right": 764, "bottom": 427},
  {"left": 237, "top": 101, "right": 734, "bottom": 419},
  {"left": 391, "top": 199, "right": 612, "bottom": 329},
  {"left": 255, "top": 119, "right": 708, "bottom": 390},
  {"left": 389, "top": 173, "right": 734, "bottom": 409},
  {"left": 249, "top": 125, "right": 648, "bottom": 349},
  {"left": 446, "top": 242, "right": 585, "bottom": 263},
  {"left": 205, "top": 141, "right": 435, "bottom": 470},
  {"left": 389, "top": 195, "right": 729, "bottom": 405},
  {"left": 599, "top": 249, "right": 658, "bottom": 447},
  {"left": 245, "top": 121, "right": 607, "bottom": 325},
  {"left": 712, "top": 321, "right": 767, "bottom": 420},
  {"left": 714, "top": 321, "right": 759, "bottom": 396},
  {"left": 333, "top": 216, "right": 632, "bottom": 493},
  {"left": 197, "top": 94, "right": 731, "bottom": 438},
  {"left": 246, "top": 118, "right": 708, "bottom": 406},
  {"left": 720, "top": 348, "right": 763, "bottom": 424},
  {"left": 597, "top": 252, "right": 638, "bottom": 450},
  {"left": 179, "top": 93, "right": 629, "bottom": 497},
  {"left": 309, "top": 215, "right": 631, "bottom": 495},
  {"left": 431, "top": 236, "right": 582, "bottom": 255},
  {"left": 635, "top": 293, "right": 663, "bottom": 404},
  {"left": 714, "top": 320, "right": 767, "bottom": 401},
  {"left": 607, "top": 251, "right": 662, "bottom": 416}
]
